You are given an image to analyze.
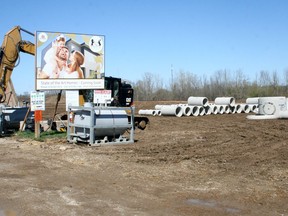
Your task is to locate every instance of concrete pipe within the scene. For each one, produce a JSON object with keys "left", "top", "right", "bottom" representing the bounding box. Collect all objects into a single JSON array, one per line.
[
  {"left": 161, "top": 105, "right": 183, "bottom": 117},
  {"left": 155, "top": 104, "right": 177, "bottom": 110},
  {"left": 190, "top": 106, "right": 199, "bottom": 116},
  {"left": 187, "top": 96, "right": 209, "bottom": 107},
  {"left": 138, "top": 109, "right": 157, "bottom": 116},
  {"left": 198, "top": 106, "right": 205, "bottom": 116},
  {"left": 223, "top": 105, "right": 230, "bottom": 114},
  {"left": 155, "top": 105, "right": 163, "bottom": 110},
  {"left": 155, "top": 104, "right": 180, "bottom": 110},
  {"left": 229, "top": 105, "right": 236, "bottom": 114},
  {"left": 156, "top": 110, "right": 162, "bottom": 116},
  {"left": 208, "top": 104, "right": 218, "bottom": 114},
  {"left": 240, "top": 104, "right": 250, "bottom": 113},
  {"left": 177, "top": 103, "right": 187, "bottom": 107},
  {"left": 248, "top": 104, "right": 258, "bottom": 113},
  {"left": 235, "top": 104, "right": 242, "bottom": 113},
  {"left": 246, "top": 97, "right": 259, "bottom": 105},
  {"left": 214, "top": 97, "right": 235, "bottom": 106},
  {"left": 216, "top": 105, "right": 224, "bottom": 114},
  {"left": 183, "top": 106, "right": 192, "bottom": 116},
  {"left": 204, "top": 105, "right": 212, "bottom": 115}
]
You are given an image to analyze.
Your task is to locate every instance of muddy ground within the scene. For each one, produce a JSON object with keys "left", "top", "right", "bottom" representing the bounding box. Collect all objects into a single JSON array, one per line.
[{"left": 0, "top": 100, "right": 287, "bottom": 216}]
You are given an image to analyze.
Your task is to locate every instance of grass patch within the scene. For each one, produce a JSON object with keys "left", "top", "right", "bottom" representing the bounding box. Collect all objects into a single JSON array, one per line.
[{"left": 15, "top": 130, "right": 67, "bottom": 142}]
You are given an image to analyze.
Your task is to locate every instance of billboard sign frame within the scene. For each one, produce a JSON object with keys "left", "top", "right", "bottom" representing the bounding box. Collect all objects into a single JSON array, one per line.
[{"left": 35, "top": 30, "right": 105, "bottom": 91}]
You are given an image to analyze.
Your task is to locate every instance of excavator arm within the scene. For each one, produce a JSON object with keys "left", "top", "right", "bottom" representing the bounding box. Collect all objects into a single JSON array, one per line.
[{"left": 0, "top": 26, "right": 35, "bottom": 104}]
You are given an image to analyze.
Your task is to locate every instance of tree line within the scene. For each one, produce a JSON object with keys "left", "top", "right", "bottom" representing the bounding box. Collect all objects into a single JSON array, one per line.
[
  {"left": 17, "top": 69, "right": 288, "bottom": 103},
  {"left": 132, "top": 69, "right": 288, "bottom": 101}
]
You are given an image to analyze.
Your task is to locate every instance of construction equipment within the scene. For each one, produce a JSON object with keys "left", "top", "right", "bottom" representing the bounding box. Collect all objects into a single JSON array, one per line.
[
  {"left": 0, "top": 26, "right": 149, "bottom": 136},
  {"left": 80, "top": 76, "right": 149, "bottom": 130},
  {"left": 0, "top": 26, "right": 35, "bottom": 135}
]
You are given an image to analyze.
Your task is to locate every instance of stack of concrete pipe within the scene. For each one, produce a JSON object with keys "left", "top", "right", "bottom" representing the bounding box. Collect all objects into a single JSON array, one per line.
[
  {"left": 138, "top": 96, "right": 263, "bottom": 117},
  {"left": 245, "top": 97, "right": 259, "bottom": 113}
]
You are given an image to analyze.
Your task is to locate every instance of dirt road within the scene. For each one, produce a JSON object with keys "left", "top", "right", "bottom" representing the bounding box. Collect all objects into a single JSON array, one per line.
[{"left": 0, "top": 101, "right": 287, "bottom": 216}]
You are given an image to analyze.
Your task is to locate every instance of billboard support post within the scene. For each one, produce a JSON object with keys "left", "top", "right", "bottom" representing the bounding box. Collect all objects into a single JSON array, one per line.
[{"left": 34, "top": 110, "right": 42, "bottom": 138}]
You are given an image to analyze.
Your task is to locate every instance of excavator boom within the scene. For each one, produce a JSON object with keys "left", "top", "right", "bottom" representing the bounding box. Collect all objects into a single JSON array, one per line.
[{"left": 0, "top": 26, "right": 35, "bottom": 103}]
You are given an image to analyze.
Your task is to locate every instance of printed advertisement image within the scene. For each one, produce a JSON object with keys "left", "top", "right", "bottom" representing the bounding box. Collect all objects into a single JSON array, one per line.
[{"left": 36, "top": 31, "right": 105, "bottom": 90}]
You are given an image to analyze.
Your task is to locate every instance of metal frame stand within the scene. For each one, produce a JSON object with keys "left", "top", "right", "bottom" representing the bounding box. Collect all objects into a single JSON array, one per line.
[{"left": 67, "top": 105, "right": 135, "bottom": 146}]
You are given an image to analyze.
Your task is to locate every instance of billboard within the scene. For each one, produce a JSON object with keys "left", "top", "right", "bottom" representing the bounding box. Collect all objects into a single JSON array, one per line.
[{"left": 36, "top": 31, "right": 105, "bottom": 90}]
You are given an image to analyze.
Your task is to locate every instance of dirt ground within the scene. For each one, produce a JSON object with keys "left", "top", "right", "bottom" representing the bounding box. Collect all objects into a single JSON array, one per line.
[{"left": 0, "top": 100, "right": 287, "bottom": 216}]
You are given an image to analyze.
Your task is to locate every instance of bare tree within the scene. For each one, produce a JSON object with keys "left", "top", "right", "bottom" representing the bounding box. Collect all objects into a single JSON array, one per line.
[
  {"left": 271, "top": 71, "right": 280, "bottom": 95},
  {"left": 232, "top": 70, "right": 249, "bottom": 99},
  {"left": 209, "top": 70, "right": 232, "bottom": 98},
  {"left": 133, "top": 72, "right": 165, "bottom": 101},
  {"left": 130, "top": 69, "right": 285, "bottom": 102},
  {"left": 169, "top": 70, "right": 202, "bottom": 100},
  {"left": 259, "top": 70, "right": 271, "bottom": 86},
  {"left": 283, "top": 69, "right": 288, "bottom": 95}
]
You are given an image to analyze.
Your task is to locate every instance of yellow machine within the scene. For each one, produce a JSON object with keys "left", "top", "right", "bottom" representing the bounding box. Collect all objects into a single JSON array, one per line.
[
  {"left": 0, "top": 26, "right": 34, "bottom": 104},
  {"left": 0, "top": 26, "right": 35, "bottom": 134}
]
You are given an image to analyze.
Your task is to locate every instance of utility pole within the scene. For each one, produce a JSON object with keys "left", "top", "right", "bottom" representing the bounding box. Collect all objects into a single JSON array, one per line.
[{"left": 171, "top": 64, "right": 174, "bottom": 87}]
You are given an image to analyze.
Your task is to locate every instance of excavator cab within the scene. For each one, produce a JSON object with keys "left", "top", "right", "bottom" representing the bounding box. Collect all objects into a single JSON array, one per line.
[
  {"left": 104, "top": 76, "right": 134, "bottom": 107},
  {"left": 80, "top": 76, "right": 134, "bottom": 107}
]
